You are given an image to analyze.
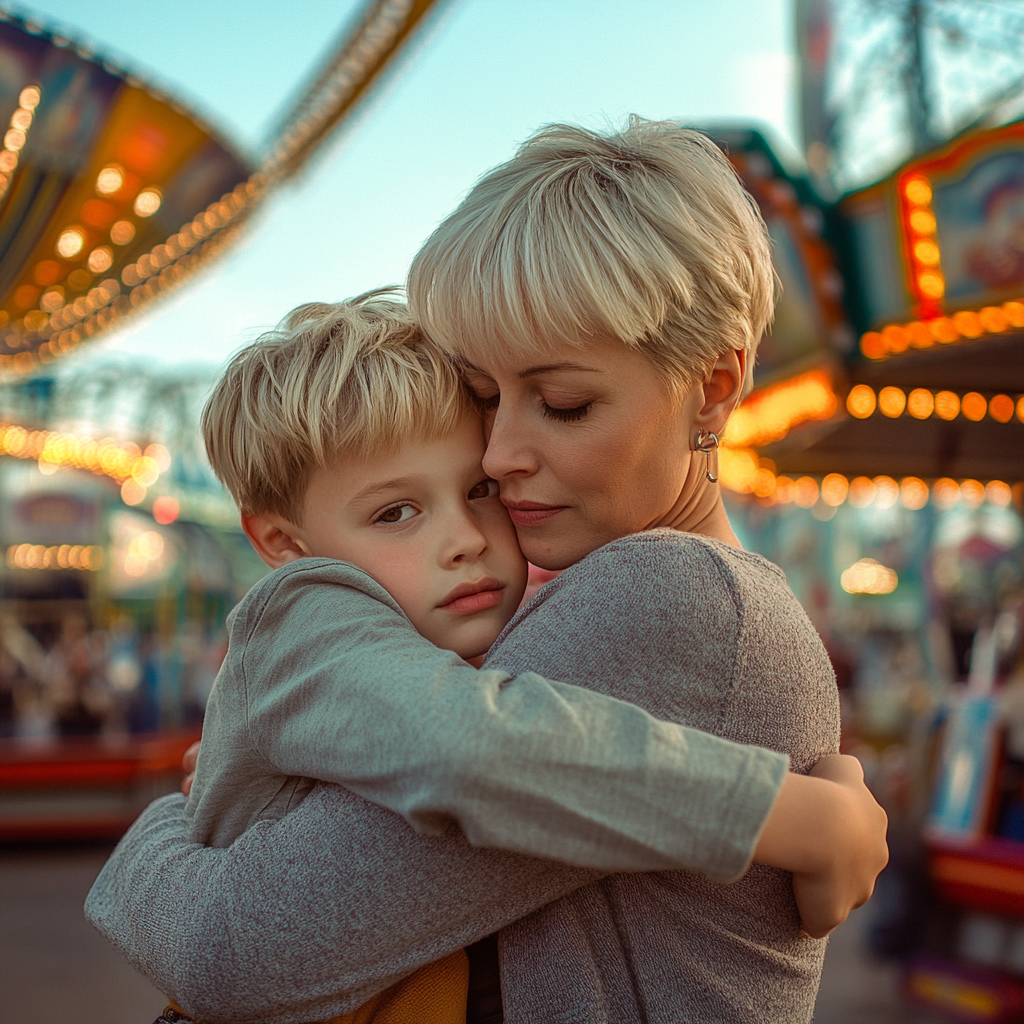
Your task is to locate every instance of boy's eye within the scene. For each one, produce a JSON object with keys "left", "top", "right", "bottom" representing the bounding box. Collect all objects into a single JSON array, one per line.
[
  {"left": 375, "top": 503, "right": 418, "bottom": 525},
  {"left": 467, "top": 479, "right": 498, "bottom": 500}
]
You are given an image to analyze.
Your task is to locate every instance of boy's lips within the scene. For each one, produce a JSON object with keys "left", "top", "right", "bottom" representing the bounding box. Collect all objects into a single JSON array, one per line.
[
  {"left": 501, "top": 499, "right": 567, "bottom": 527},
  {"left": 438, "top": 577, "right": 505, "bottom": 614}
]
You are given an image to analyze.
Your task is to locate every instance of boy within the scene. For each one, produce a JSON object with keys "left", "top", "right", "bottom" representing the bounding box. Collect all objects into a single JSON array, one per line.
[{"left": 183, "top": 291, "right": 529, "bottom": 1021}]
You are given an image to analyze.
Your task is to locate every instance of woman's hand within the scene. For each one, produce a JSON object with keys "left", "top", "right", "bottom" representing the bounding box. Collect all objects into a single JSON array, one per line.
[
  {"left": 181, "top": 739, "right": 201, "bottom": 797},
  {"left": 753, "top": 754, "right": 888, "bottom": 939}
]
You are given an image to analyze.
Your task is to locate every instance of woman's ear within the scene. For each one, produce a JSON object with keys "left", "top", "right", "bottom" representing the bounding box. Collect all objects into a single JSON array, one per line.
[
  {"left": 694, "top": 348, "right": 746, "bottom": 436},
  {"left": 241, "top": 511, "right": 310, "bottom": 568}
]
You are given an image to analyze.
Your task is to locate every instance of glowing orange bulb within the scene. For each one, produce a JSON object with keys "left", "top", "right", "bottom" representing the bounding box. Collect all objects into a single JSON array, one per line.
[
  {"left": 961, "top": 392, "right": 987, "bottom": 421},
  {"left": 899, "top": 477, "right": 929, "bottom": 510},
  {"left": 917, "top": 271, "right": 945, "bottom": 298},
  {"left": 989, "top": 394, "right": 1014, "bottom": 423},
  {"left": 847, "top": 385, "right": 876, "bottom": 419},
  {"left": 821, "top": 473, "right": 849, "bottom": 507},
  {"left": 878, "top": 387, "right": 907, "bottom": 418},
  {"left": 906, "top": 389, "right": 934, "bottom": 419},
  {"left": 860, "top": 332, "right": 886, "bottom": 359},
  {"left": 913, "top": 240, "right": 941, "bottom": 266},
  {"left": 934, "top": 391, "right": 960, "bottom": 421},
  {"left": 904, "top": 177, "right": 933, "bottom": 205},
  {"left": 908, "top": 209, "right": 936, "bottom": 234},
  {"left": 953, "top": 311, "right": 982, "bottom": 338}
]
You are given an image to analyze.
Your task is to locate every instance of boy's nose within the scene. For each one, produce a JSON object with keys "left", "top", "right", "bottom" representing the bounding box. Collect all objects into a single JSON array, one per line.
[{"left": 443, "top": 508, "right": 490, "bottom": 566}]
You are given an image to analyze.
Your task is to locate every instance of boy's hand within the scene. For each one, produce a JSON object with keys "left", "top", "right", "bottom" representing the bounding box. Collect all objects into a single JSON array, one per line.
[
  {"left": 181, "top": 740, "right": 201, "bottom": 797},
  {"left": 793, "top": 755, "right": 889, "bottom": 938},
  {"left": 753, "top": 754, "right": 888, "bottom": 939}
]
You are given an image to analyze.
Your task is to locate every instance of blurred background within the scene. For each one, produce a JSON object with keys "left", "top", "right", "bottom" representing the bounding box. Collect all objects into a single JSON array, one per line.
[{"left": 0, "top": 0, "right": 1022, "bottom": 1020}]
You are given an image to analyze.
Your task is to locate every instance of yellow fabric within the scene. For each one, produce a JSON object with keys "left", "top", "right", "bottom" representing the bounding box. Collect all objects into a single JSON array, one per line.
[
  {"left": 325, "top": 950, "right": 469, "bottom": 1024},
  {"left": 169, "top": 948, "right": 469, "bottom": 1024}
]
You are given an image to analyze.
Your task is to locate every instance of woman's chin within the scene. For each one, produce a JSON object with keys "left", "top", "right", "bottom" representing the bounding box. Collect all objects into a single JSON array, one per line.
[{"left": 519, "top": 533, "right": 600, "bottom": 572}]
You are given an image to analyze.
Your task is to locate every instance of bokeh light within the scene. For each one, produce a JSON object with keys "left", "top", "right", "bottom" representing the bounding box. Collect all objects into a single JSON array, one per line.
[
  {"left": 900, "top": 477, "right": 929, "bottom": 510},
  {"left": 960, "top": 392, "right": 987, "bottom": 422},
  {"left": 878, "top": 387, "right": 906, "bottom": 418},
  {"left": 86, "top": 246, "right": 114, "bottom": 274},
  {"left": 960, "top": 479, "right": 985, "bottom": 509},
  {"left": 133, "top": 189, "right": 162, "bottom": 217},
  {"left": 932, "top": 478, "right": 960, "bottom": 509},
  {"left": 821, "top": 473, "right": 849, "bottom": 507},
  {"left": 841, "top": 558, "right": 898, "bottom": 595},
  {"left": 847, "top": 385, "right": 876, "bottom": 419},
  {"left": 849, "top": 476, "right": 876, "bottom": 508},
  {"left": 794, "top": 476, "right": 819, "bottom": 509},
  {"left": 95, "top": 164, "right": 125, "bottom": 195},
  {"left": 904, "top": 177, "right": 932, "bottom": 204},
  {"left": 934, "top": 391, "right": 960, "bottom": 421},
  {"left": 874, "top": 476, "right": 899, "bottom": 509},
  {"left": 152, "top": 495, "right": 180, "bottom": 525},
  {"left": 989, "top": 394, "right": 1014, "bottom": 423},
  {"left": 56, "top": 228, "right": 85, "bottom": 259},
  {"left": 907, "top": 389, "right": 934, "bottom": 419},
  {"left": 110, "top": 220, "right": 136, "bottom": 245}
]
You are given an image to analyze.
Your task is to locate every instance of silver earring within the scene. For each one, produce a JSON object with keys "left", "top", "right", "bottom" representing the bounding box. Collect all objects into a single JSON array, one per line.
[{"left": 693, "top": 429, "right": 719, "bottom": 483}]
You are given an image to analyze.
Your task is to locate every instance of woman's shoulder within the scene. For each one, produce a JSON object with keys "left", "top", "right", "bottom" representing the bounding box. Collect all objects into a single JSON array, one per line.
[{"left": 567, "top": 529, "right": 789, "bottom": 593}]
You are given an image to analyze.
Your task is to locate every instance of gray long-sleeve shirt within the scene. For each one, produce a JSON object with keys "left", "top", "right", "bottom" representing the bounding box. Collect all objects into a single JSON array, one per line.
[{"left": 86, "top": 534, "right": 815, "bottom": 1023}]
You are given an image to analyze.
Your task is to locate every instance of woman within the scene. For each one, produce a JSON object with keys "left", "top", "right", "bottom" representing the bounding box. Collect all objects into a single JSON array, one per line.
[{"left": 89, "top": 119, "right": 886, "bottom": 1024}]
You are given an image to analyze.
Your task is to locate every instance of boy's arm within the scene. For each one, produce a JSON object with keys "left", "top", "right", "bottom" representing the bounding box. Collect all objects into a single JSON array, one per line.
[{"left": 241, "top": 561, "right": 787, "bottom": 879}]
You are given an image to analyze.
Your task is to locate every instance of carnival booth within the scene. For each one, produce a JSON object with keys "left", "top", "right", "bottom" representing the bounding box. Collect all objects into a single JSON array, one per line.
[
  {"left": 0, "top": 3, "right": 445, "bottom": 839},
  {"left": 714, "top": 120, "right": 1024, "bottom": 1023}
]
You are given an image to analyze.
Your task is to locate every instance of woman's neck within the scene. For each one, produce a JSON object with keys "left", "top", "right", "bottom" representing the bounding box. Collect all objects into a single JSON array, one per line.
[{"left": 646, "top": 463, "right": 742, "bottom": 548}]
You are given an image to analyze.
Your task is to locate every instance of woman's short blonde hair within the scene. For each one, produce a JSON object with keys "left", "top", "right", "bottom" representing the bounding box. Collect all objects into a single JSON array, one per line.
[
  {"left": 408, "top": 116, "right": 776, "bottom": 393},
  {"left": 202, "top": 290, "right": 470, "bottom": 521}
]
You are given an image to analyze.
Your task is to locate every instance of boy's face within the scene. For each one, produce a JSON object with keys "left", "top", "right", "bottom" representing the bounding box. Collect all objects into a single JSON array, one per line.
[{"left": 276, "top": 412, "right": 528, "bottom": 660}]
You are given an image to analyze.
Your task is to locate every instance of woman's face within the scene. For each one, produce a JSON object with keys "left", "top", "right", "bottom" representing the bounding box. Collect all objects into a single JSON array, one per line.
[{"left": 460, "top": 336, "right": 734, "bottom": 570}]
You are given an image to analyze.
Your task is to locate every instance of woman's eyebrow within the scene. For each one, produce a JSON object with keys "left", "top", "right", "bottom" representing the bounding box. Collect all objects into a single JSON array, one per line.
[{"left": 518, "top": 363, "right": 602, "bottom": 378}]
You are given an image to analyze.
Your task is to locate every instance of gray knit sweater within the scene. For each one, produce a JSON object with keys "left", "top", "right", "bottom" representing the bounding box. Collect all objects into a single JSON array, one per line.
[{"left": 87, "top": 531, "right": 834, "bottom": 1023}]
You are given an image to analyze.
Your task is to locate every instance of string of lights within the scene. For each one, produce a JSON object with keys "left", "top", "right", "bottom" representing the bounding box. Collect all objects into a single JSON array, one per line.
[
  {"left": 0, "top": 0, "right": 442, "bottom": 375},
  {"left": 0, "top": 84, "right": 39, "bottom": 203},
  {"left": 0, "top": 422, "right": 170, "bottom": 506},
  {"left": 845, "top": 384, "right": 1024, "bottom": 423}
]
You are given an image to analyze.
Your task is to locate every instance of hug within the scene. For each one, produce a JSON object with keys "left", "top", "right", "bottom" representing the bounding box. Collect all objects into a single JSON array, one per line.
[{"left": 88, "top": 117, "right": 888, "bottom": 1024}]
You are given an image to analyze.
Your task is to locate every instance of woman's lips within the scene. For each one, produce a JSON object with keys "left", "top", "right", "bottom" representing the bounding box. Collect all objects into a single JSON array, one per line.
[
  {"left": 502, "top": 499, "right": 567, "bottom": 527},
  {"left": 439, "top": 578, "right": 505, "bottom": 615}
]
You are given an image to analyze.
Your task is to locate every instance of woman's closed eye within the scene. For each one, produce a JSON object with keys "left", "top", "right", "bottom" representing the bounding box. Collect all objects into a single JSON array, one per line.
[
  {"left": 542, "top": 401, "right": 592, "bottom": 422},
  {"left": 374, "top": 503, "right": 419, "bottom": 525}
]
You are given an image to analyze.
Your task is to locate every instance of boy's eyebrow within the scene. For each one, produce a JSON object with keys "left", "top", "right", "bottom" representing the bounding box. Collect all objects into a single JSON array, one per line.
[{"left": 349, "top": 476, "right": 418, "bottom": 504}]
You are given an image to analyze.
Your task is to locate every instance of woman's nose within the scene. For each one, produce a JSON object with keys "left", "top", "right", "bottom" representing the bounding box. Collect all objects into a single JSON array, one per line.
[{"left": 481, "top": 404, "right": 538, "bottom": 480}]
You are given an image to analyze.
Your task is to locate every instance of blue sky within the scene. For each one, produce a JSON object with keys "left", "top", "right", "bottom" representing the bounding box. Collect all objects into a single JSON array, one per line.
[{"left": 14, "top": 0, "right": 799, "bottom": 372}]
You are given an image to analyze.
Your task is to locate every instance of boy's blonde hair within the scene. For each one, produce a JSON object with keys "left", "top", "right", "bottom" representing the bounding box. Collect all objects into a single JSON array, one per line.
[
  {"left": 408, "top": 117, "right": 776, "bottom": 393},
  {"left": 202, "top": 290, "right": 470, "bottom": 521}
]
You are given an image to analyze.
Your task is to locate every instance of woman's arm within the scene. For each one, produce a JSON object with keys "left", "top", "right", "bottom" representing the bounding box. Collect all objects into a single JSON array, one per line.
[{"left": 87, "top": 786, "right": 603, "bottom": 1024}]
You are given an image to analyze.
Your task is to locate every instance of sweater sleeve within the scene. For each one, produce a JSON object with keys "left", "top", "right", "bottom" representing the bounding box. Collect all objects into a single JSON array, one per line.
[
  {"left": 86, "top": 788, "right": 602, "bottom": 1024},
  {"left": 240, "top": 560, "right": 788, "bottom": 874}
]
